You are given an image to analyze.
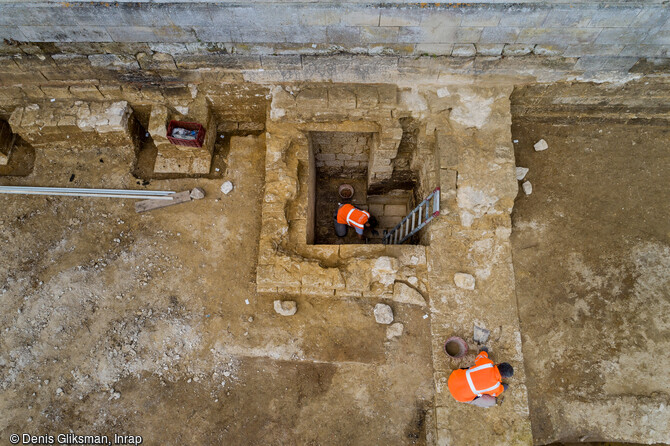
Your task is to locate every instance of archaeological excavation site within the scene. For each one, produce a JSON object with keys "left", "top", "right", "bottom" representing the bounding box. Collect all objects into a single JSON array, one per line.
[{"left": 0, "top": 1, "right": 669, "bottom": 445}]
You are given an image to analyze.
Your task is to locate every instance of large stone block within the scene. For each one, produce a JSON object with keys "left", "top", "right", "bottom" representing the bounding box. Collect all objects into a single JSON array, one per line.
[
  {"left": 499, "top": 7, "right": 549, "bottom": 27},
  {"left": 479, "top": 26, "right": 521, "bottom": 44},
  {"left": 516, "top": 27, "right": 602, "bottom": 45},
  {"left": 69, "top": 85, "right": 104, "bottom": 100},
  {"left": 89, "top": 54, "right": 140, "bottom": 71},
  {"left": 137, "top": 52, "right": 177, "bottom": 71},
  {"left": 595, "top": 28, "right": 646, "bottom": 45},
  {"left": 340, "top": 6, "right": 380, "bottom": 26},
  {"left": 261, "top": 55, "right": 302, "bottom": 70},
  {"left": 460, "top": 8, "right": 502, "bottom": 27},
  {"left": 148, "top": 105, "right": 170, "bottom": 145},
  {"left": 543, "top": 8, "right": 594, "bottom": 28},
  {"left": 328, "top": 87, "right": 357, "bottom": 109},
  {"left": 588, "top": 8, "right": 642, "bottom": 27},
  {"left": 154, "top": 143, "right": 212, "bottom": 175},
  {"left": 18, "top": 25, "right": 112, "bottom": 42},
  {"left": 380, "top": 8, "right": 421, "bottom": 27},
  {"left": 0, "top": 26, "right": 26, "bottom": 42},
  {"left": 574, "top": 56, "right": 639, "bottom": 72},
  {"left": 175, "top": 54, "right": 262, "bottom": 70},
  {"left": 326, "top": 26, "right": 361, "bottom": 47}
]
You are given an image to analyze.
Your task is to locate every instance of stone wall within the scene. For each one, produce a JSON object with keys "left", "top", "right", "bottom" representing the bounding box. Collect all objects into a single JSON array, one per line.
[
  {"left": 0, "top": 2, "right": 667, "bottom": 63},
  {"left": 312, "top": 131, "right": 372, "bottom": 178},
  {"left": 8, "top": 100, "right": 134, "bottom": 149},
  {"left": 0, "top": 2, "right": 667, "bottom": 86}
]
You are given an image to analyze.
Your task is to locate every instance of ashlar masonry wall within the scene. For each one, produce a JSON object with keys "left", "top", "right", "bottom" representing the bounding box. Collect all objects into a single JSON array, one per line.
[{"left": 0, "top": 1, "right": 668, "bottom": 78}]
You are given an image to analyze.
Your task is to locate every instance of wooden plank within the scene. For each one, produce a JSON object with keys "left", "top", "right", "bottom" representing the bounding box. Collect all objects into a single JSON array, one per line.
[{"left": 135, "top": 190, "right": 192, "bottom": 213}]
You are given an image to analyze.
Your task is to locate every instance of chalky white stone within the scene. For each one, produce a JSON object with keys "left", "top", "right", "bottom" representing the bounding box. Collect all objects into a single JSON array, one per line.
[
  {"left": 534, "top": 139, "right": 549, "bottom": 151},
  {"left": 190, "top": 187, "right": 205, "bottom": 200},
  {"left": 274, "top": 300, "right": 297, "bottom": 316},
  {"left": 386, "top": 323, "right": 404, "bottom": 339},
  {"left": 516, "top": 167, "right": 529, "bottom": 180},
  {"left": 454, "top": 273, "right": 476, "bottom": 290},
  {"left": 220, "top": 181, "right": 234, "bottom": 195},
  {"left": 374, "top": 303, "right": 394, "bottom": 324},
  {"left": 522, "top": 181, "right": 533, "bottom": 195}
]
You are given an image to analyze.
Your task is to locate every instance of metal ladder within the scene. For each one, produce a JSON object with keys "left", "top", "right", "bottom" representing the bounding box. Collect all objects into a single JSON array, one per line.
[{"left": 383, "top": 187, "right": 441, "bottom": 245}]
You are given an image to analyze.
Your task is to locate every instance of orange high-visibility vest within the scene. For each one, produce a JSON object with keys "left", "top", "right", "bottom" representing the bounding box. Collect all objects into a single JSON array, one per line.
[
  {"left": 447, "top": 351, "right": 504, "bottom": 402},
  {"left": 337, "top": 204, "right": 370, "bottom": 230}
]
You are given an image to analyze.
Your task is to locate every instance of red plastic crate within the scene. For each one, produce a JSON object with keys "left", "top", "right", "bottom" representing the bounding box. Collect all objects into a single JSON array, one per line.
[{"left": 166, "top": 120, "right": 206, "bottom": 148}]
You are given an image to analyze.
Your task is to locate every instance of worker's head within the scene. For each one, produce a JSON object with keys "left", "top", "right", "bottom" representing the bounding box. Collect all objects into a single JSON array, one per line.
[
  {"left": 497, "top": 363, "right": 514, "bottom": 378},
  {"left": 365, "top": 216, "right": 378, "bottom": 229}
]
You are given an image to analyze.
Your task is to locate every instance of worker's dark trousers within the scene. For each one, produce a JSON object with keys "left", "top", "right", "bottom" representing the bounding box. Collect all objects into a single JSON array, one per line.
[{"left": 334, "top": 210, "right": 348, "bottom": 237}]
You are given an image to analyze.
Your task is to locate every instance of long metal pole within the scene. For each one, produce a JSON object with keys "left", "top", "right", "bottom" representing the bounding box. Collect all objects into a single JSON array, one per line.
[
  {"left": 0, "top": 186, "right": 174, "bottom": 196},
  {"left": 0, "top": 188, "right": 175, "bottom": 200},
  {"left": 0, "top": 190, "right": 175, "bottom": 200}
]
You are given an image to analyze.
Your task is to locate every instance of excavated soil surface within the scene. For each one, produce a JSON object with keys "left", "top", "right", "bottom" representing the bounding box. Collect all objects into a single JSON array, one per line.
[
  {"left": 0, "top": 135, "right": 433, "bottom": 444},
  {"left": 510, "top": 114, "right": 670, "bottom": 444}
]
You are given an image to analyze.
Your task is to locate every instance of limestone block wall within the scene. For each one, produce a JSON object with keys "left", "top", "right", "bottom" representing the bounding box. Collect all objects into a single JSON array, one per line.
[
  {"left": 256, "top": 122, "right": 430, "bottom": 300},
  {"left": 0, "top": 2, "right": 667, "bottom": 66},
  {"left": 8, "top": 100, "right": 134, "bottom": 148},
  {"left": 312, "top": 131, "right": 372, "bottom": 178},
  {"left": 269, "top": 84, "right": 403, "bottom": 186},
  {"left": 0, "top": 2, "right": 667, "bottom": 87}
]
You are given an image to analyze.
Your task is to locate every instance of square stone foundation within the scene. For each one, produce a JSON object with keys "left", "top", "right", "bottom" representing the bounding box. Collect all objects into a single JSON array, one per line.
[
  {"left": 257, "top": 117, "right": 428, "bottom": 300},
  {"left": 150, "top": 97, "right": 217, "bottom": 175}
]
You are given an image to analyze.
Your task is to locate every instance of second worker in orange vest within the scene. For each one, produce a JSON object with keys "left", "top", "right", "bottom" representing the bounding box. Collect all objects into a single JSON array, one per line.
[
  {"left": 447, "top": 349, "right": 514, "bottom": 408},
  {"left": 335, "top": 203, "right": 377, "bottom": 240}
]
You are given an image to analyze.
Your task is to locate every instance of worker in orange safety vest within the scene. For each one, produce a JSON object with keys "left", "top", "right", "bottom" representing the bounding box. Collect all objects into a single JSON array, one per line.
[
  {"left": 334, "top": 203, "right": 378, "bottom": 240},
  {"left": 447, "top": 348, "right": 514, "bottom": 408}
]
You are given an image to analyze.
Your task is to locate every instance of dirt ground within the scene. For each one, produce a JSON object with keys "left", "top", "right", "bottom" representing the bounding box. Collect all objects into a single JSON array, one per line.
[
  {"left": 0, "top": 133, "right": 433, "bottom": 444},
  {"left": 510, "top": 113, "right": 670, "bottom": 444}
]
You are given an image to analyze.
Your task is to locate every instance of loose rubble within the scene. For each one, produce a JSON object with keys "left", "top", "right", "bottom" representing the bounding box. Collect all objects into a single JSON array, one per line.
[
  {"left": 386, "top": 323, "right": 404, "bottom": 339},
  {"left": 534, "top": 139, "right": 549, "bottom": 151},
  {"left": 454, "top": 273, "right": 476, "bottom": 290},
  {"left": 473, "top": 325, "right": 491, "bottom": 344},
  {"left": 220, "top": 181, "right": 234, "bottom": 195},
  {"left": 274, "top": 300, "right": 297, "bottom": 316},
  {"left": 374, "top": 303, "right": 394, "bottom": 325},
  {"left": 522, "top": 181, "right": 533, "bottom": 195},
  {"left": 190, "top": 187, "right": 205, "bottom": 200},
  {"left": 516, "top": 167, "right": 529, "bottom": 180}
]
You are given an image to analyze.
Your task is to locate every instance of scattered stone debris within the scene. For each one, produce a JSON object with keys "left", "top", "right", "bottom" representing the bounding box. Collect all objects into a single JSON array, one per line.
[
  {"left": 386, "top": 322, "right": 404, "bottom": 339},
  {"left": 274, "top": 300, "right": 297, "bottom": 316},
  {"left": 374, "top": 303, "right": 394, "bottom": 324},
  {"left": 522, "top": 181, "right": 533, "bottom": 195},
  {"left": 220, "top": 181, "right": 234, "bottom": 195},
  {"left": 473, "top": 325, "right": 490, "bottom": 344},
  {"left": 454, "top": 273, "right": 476, "bottom": 290},
  {"left": 516, "top": 167, "right": 529, "bottom": 180},
  {"left": 56, "top": 388, "right": 63, "bottom": 397},
  {"left": 190, "top": 187, "right": 205, "bottom": 200},
  {"left": 534, "top": 139, "right": 549, "bottom": 151}
]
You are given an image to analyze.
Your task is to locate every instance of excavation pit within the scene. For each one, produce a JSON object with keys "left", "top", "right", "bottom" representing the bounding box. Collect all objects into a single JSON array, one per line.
[{"left": 309, "top": 130, "right": 419, "bottom": 245}]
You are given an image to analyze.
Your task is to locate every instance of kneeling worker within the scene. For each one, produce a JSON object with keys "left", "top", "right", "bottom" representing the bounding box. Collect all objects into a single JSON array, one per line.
[
  {"left": 334, "top": 203, "right": 377, "bottom": 240},
  {"left": 447, "top": 349, "right": 514, "bottom": 408}
]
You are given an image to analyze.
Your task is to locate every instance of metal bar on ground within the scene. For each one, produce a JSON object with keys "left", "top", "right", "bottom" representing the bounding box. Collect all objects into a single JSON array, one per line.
[
  {"left": 0, "top": 186, "right": 174, "bottom": 196},
  {"left": 0, "top": 189, "right": 175, "bottom": 200}
]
